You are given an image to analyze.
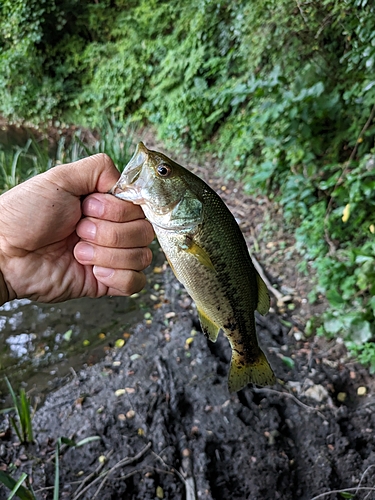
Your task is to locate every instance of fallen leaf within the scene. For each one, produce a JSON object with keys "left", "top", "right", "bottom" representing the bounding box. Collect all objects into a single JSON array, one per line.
[{"left": 115, "top": 389, "right": 126, "bottom": 397}]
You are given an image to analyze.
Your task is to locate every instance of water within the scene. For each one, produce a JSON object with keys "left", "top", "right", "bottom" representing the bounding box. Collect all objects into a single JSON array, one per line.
[
  {"left": 0, "top": 275, "right": 162, "bottom": 404},
  {"left": 0, "top": 121, "right": 162, "bottom": 404}
]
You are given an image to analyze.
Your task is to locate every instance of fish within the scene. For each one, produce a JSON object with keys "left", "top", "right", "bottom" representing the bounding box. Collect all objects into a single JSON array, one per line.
[{"left": 110, "top": 142, "right": 275, "bottom": 392}]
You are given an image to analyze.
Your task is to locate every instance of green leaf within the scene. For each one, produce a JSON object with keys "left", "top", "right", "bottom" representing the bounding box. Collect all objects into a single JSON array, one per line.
[
  {"left": 19, "top": 390, "right": 33, "bottom": 443},
  {"left": 350, "top": 320, "right": 373, "bottom": 344},
  {"left": 75, "top": 436, "right": 101, "bottom": 447},
  {"left": 324, "top": 317, "right": 343, "bottom": 335},
  {"left": 326, "top": 289, "right": 345, "bottom": 308},
  {"left": 0, "top": 471, "right": 34, "bottom": 500},
  {"left": 63, "top": 329, "right": 73, "bottom": 341},
  {"left": 281, "top": 356, "right": 295, "bottom": 369},
  {"left": 7, "top": 473, "right": 29, "bottom": 500}
]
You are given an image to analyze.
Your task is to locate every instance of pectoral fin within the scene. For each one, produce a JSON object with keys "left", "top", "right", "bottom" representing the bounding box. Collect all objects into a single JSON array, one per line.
[
  {"left": 180, "top": 238, "right": 215, "bottom": 272},
  {"left": 197, "top": 307, "right": 220, "bottom": 342},
  {"left": 256, "top": 272, "right": 270, "bottom": 315}
]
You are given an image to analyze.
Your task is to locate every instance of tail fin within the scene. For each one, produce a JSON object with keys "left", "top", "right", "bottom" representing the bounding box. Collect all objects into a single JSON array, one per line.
[{"left": 228, "top": 349, "right": 275, "bottom": 393}]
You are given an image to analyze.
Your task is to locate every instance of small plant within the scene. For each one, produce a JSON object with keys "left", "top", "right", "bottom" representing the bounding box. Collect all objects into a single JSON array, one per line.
[
  {"left": 4, "top": 378, "right": 34, "bottom": 445},
  {"left": 346, "top": 342, "right": 375, "bottom": 374},
  {"left": 0, "top": 431, "right": 100, "bottom": 499},
  {"left": 0, "top": 471, "right": 35, "bottom": 500},
  {"left": 0, "top": 139, "right": 34, "bottom": 191}
]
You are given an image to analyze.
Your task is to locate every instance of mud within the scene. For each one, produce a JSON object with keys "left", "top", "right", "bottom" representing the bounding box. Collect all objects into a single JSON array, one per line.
[{"left": 0, "top": 268, "right": 374, "bottom": 500}]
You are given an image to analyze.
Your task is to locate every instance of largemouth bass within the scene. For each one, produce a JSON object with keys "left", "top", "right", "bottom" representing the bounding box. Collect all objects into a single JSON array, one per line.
[{"left": 110, "top": 142, "right": 275, "bottom": 392}]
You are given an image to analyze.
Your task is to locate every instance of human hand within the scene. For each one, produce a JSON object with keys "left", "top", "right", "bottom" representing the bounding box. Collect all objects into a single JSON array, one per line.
[{"left": 0, "top": 154, "right": 154, "bottom": 305}]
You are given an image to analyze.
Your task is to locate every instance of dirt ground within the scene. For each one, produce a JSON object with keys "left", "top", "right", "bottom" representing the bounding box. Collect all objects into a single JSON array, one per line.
[
  {"left": 0, "top": 136, "right": 375, "bottom": 499},
  {"left": 1, "top": 268, "right": 375, "bottom": 500}
]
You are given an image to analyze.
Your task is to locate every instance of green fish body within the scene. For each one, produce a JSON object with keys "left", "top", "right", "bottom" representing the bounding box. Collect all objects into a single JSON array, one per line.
[{"left": 111, "top": 142, "right": 275, "bottom": 392}]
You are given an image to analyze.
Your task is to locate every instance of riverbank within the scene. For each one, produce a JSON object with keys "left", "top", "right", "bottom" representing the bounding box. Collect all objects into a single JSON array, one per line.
[
  {"left": 1, "top": 265, "right": 375, "bottom": 499},
  {"left": 1, "top": 130, "right": 375, "bottom": 499}
]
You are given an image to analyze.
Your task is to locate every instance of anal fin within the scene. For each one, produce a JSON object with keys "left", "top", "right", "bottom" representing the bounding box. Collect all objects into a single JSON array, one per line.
[{"left": 197, "top": 307, "right": 220, "bottom": 342}]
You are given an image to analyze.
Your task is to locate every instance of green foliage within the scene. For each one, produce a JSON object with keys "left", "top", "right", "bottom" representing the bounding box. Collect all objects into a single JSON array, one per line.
[
  {"left": 0, "top": 0, "right": 375, "bottom": 356},
  {"left": 346, "top": 342, "right": 375, "bottom": 374}
]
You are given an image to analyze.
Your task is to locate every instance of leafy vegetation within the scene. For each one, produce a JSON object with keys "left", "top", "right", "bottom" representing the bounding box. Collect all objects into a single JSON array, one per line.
[{"left": 1, "top": 0, "right": 375, "bottom": 361}]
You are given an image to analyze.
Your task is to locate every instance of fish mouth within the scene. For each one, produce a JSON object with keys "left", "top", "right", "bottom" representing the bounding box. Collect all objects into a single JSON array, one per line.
[{"left": 109, "top": 142, "right": 148, "bottom": 203}]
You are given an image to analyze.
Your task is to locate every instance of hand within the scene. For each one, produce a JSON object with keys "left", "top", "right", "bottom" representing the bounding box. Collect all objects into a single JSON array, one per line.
[{"left": 0, "top": 154, "right": 154, "bottom": 305}]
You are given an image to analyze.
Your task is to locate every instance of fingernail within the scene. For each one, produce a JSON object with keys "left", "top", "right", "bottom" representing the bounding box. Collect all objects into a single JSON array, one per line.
[
  {"left": 81, "top": 220, "right": 97, "bottom": 239},
  {"left": 93, "top": 266, "right": 115, "bottom": 278},
  {"left": 75, "top": 243, "right": 94, "bottom": 261},
  {"left": 83, "top": 197, "right": 104, "bottom": 217}
]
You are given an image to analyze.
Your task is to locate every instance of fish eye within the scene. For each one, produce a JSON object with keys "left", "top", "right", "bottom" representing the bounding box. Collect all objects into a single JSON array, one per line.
[{"left": 157, "top": 164, "right": 171, "bottom": 177}]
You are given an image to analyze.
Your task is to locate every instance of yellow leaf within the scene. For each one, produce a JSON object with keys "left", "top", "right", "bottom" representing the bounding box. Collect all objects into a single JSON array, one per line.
[
  {"left": 115, "top": 389, "right": 126, "bottom": 396},
  {"left": 342, "top": 203, "right": 350, "bottom": 223},
  {"left": 156, "top": 486, "right": 164, "bottom": 499},
  {"left": 370, "top": 224, "right": 375, "bottom": 234}
]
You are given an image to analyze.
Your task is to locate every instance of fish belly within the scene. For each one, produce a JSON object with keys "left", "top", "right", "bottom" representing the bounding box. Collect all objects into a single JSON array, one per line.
[{"left": 156, "top": 229, "right": 275, "bottom": 391}]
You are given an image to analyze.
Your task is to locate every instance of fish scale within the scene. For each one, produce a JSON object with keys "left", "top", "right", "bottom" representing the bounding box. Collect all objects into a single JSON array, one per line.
[{"left": 111, "top": 142, "right": 275, "bottom": 392}]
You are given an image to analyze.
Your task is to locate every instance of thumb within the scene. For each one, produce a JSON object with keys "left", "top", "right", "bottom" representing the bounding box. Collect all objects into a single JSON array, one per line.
[{"left": 45, "top": 153, "right": 121, "bottom": 196}]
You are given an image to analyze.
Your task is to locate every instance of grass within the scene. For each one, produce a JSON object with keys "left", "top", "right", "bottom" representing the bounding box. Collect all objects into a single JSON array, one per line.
[
  {"left": 0, "top": 118, "right": 137, "bottom": 193},
  {"left": 0, "top": 378, "right": 100, "bottom": 500}
]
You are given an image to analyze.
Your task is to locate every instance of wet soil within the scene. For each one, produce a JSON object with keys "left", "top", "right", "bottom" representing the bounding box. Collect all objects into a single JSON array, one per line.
[
  {"left": 0, "top": 268, "right": 375, "bottom": 499},
  {"left": 0, "top": 130, "right": 375, "bottom": 499}
]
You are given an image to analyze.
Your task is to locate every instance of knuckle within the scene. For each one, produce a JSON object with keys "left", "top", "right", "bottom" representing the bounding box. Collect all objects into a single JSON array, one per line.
[
  {"left": 95, "top": 152, "right": 112, "bottom": 165},
  {"left": 123, "top": 271, "right": 145, "bottom": 295},
  {"left": 109, "top": 225, "right": 121, "bottom": 247},
  {"left": 141, "top": 247, "right": 153, "bottom": 269},
  {"left": 142, "top": 221, "right": 155, "bottom": 244}
]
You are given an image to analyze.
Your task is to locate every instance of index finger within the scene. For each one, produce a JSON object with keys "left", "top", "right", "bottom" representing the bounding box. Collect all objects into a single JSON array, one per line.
[{"left": 82, "top": 193, "right": 145, "bottom": 222}]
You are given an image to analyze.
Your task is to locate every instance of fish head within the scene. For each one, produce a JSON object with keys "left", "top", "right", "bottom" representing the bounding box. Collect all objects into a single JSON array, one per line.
[{"left": 110, "top": 142, "right": 203, "bottom": 230}]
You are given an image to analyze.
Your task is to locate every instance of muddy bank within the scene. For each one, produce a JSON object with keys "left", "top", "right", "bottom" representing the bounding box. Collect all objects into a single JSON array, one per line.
[{"left": 0, "top": 268, "right": 374, "bottom": 500}]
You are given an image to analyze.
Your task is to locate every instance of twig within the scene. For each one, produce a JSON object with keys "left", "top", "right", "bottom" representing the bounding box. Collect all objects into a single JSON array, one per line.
[
  {"left": 295, "top": 0, "right": 308, "bottom": 24},
  {"left": 73, "top": 449, "right": 114, "bottom": 497},
  {"left": 251, "top": 253, "right": 285, "bottom": 301},
  {"left": 324, "top": 103, "right": 375, "bottom": 253},
  {"left": 315, "top": 13, "right": 334, "bottom": 39},
  {"left": 72, "top": 442, "right": 152, "bottom": 500},
  {"left": 184, "top": 477, "right": 197, "bottom": 500},
  {"left": 150, "top": 450, "right": 186, "bottom": 487},
  {"left": 114, "top": 466, "right": 176, "bottom": 480},
  {"left": 357, "top": 464, "right": 375, "bottom": 499},
  {"left": 252, "top": 387, "right": 326, "bottom": 419},
  {"left": 92, "top": 442, "right": 152, "bottom": 499},
  {"left": 310, "top": 486, "right": 375, "bottom": 500}
]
